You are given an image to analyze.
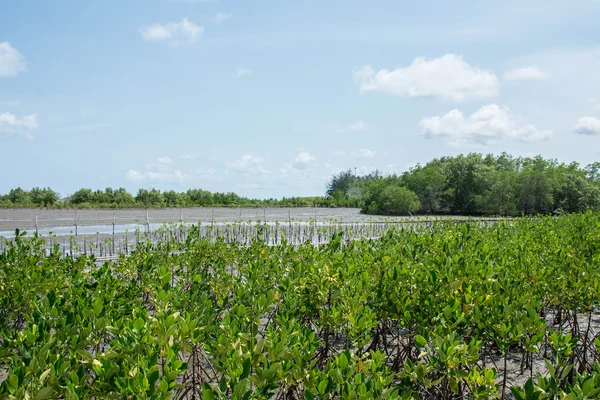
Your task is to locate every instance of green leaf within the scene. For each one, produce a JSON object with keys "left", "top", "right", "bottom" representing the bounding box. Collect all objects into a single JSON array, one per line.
[
  {"left": 415, "top": 335, "right": 427, "bottom": 347},
  {"left": 159, "top": 379, "right": 169, "bottom": 392},
  {"left": 93, "top": 298, "right": 103, "bottom": 316},
  {"left": 453, "top": 369, "right": 468, "bottom": 379},
  {"left": 510, "top": 387, "right": 526, "bottom": 400},
  {"left": 448, "top": 377, "right": 458, "bottom": 394},
  {"left": 241, "top": 357, "right": 251, "bottom": 380},
  {"left": 303, "top": 389, "right": 314, "bottom": 400},
  {"left": 202, "top": 384, "right": 216, "bottom": 400},
  {"left": 34, "top": 387, "right": 55, "bottom": 400},
  {"left": 219, "top": 376, "right": 228, "bottom": 393},
  {"left": 6, "top": 375, "right": 18, "bottom": 394},
  {"left": 233, "top": 378, "right": 249, "bottom": 398},
  {"left": 161, "top": 271, "right": 172, "bottom": 286},
  {"left": 318, "top": 380, "right": 328, "bottom": 395},
  {"left": 39, "top": 368, "right": 52, "bottom": 382},
  {"left": 338, "top": 352, "right": 349, "bottom": 369}
]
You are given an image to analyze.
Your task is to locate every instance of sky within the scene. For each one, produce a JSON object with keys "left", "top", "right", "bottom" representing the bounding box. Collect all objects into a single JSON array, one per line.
[{"left": 1, "top": 0, "right": 600, "bottom": 199}]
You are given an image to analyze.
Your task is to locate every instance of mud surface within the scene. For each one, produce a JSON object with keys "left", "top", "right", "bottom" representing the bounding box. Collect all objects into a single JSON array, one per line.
[{"left": 0, "top": 207, "right": 456, "bottom": 232}]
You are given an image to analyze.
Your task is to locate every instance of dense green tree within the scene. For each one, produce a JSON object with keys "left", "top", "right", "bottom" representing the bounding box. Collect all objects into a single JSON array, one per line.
[
  {"left": 442, "top": 154, "right": 488, "bottom": 214},
  {"left": 475, "top": 170, "right": 518, "bottom": 216},
  {"left": 403, "top": 164, "right": 447, "bottom": 214},
  {"left": 135, "top": 188, "right": 164, "bottom": 206},
  {"left": 8, "top": 188, "right": 31, "bottom": 205},
  {"left": 29, "top": 187, "right": 59, "bottom": 206},
  {"left": 329, "top": 153, "right": 600, "bottom": 216},
  {"left": 326, "top": 169, "right": 357, "bottom": 196},
  {"left": 371, "top": 186, "right": 421, "bottom": 215},
  {"left": 70, "top": 188, "right": 94, "bottom": 204},
  {"left": 516, "top": 157, "right": 555, "bottom": 215},
  {"left": 187, "top": 189, "right": 213, "bottom": 206},
  {"left": 163, "top": 190, "right": 182, "bottom": 207},
  {"left": 113, "top": 188, "right": 135, "bottom": 205}
]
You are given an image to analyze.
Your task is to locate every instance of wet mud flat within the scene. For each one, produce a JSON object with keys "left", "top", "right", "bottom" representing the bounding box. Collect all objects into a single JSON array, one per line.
[
  {"left": 0, "top": 207, "right": 431, "bottom": 232},
  {"left": 0, "top": 208, "right": 476, "bottom": 258}
]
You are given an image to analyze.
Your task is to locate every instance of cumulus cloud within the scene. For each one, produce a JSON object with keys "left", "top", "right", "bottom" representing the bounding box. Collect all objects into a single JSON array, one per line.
[
  {"left": 504, "top": 66, "right": 549, "bottom": 80},
  {"left": 574, "top": 117, "right": 600, "bottom": 135},
  {"left": 0, "top": 112, "right": 38, "bottom": 140},
  {"left": 126, "top": 157, "right": 190, "bottom": 185},
  {"left": 0, "top": 42, "right": 26, "bottom": 77},
  {"left": 351, "top": 149, "right": 377, "bottom": 158},
  {"left": 292, "top": 152, "right": 316, "bottom": 169},
  {"left": 127, "top": 169, "right": 185, "bottom": 185},
  {"left": 236, "top": 67, "right": 251, "bottom": 78},
  {"left": 349, "top": 120, "right": 366, "bottom": 131},
  {"left": 180, "top": 154, "right": 196, "bottom": 160},
  {"left": 227, "top": 154, "right": 268, "bottom": 175},
  {"left": 354, "top": 54, "right": 499, "bottom": 101},
  {"left": 140, "top": 18, "right": 203, "bottom": 44},
  {"left": 337, "top": 120, "right": 367, "bottom": 133},
  {"left": 419, "top": 104, "right": 552, "bottom": 147},
  {"left": 213, "top": 12, "right": 232, "bottom": 23}
]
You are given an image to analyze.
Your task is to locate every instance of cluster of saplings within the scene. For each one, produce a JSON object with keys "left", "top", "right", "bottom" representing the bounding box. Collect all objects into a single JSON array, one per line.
[
  {"left": 328, "top": 152, "right": 600, "bottom": 216},
  {"left": 3, "top": 214, "right": 600, "bottom": 398}
]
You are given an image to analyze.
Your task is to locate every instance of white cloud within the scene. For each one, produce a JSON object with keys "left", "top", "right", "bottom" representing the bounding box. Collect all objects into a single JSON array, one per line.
[
  {"left": 195, "top": 167, "right": 220, "bottom": 181},
  {"left": 127, "top": 169, "right": 185, "bottom": 185},
  {"left": 126, "top": 157, "right": 190, "bottom": 185},
  {"left": 292, "top": 152, "right": 316, "bottom": 170},
  {"left": 0, "top": 42, "right": 26, "bottom": 77},
  {"left": 140, "top": 24, "right": 172, "bottom": 41},
  {"left": 227, "top": 154, "right": 268, "bottom": 175},
  {"left": 419, "top": 104, "right": 552, "bottom": 147},
  {"left": 126, "top": 156, "right": 218, "bottom": 185},
  {"left": 504, "top": 66, "right": 549, "bottom": 80},
  {"left": 349, "top": 120, "right": 366, "bottom": 131},
  {"left": 140, "top": 18, "right": 203, "bottom": 44},
  {"left": 0, "top": 112, "right": 38, "bottom": 140},
  {"left": 574, "top": 117, "right": 600, "bottom": 136},
  {"left": 337, "top": 120, "right": 367, "bottom": 133},
  {"left": 180, "top": 154, "right": 196, "bottom": 160},
  {"left": 354, "top": 54, "right": 499, "bottom": 101},
  {"left": 236, "top": 67, "right": 251, "bottom": 78},
  {"left": 351, "top": 148, "right": 377, "bottom": 158},
  {"left": 213, "top": 12, "right": 232, "bottom": 23}
]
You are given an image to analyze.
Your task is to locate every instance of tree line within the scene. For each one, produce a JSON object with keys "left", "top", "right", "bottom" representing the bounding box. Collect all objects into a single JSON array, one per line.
[
  {"left": 3, "top": 153, "right": 599, "bottom": 215},
  {"left": 0, "top": 186, "right": 331, "bottom": 208},
  {"left": 327, "top": 153, "right": 600, "bottom": 216}
]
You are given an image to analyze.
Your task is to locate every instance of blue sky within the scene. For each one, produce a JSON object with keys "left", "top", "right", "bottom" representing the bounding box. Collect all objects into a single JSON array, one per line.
[{"left": 1, "top": 0, "right": 600, "bottom": 198}]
